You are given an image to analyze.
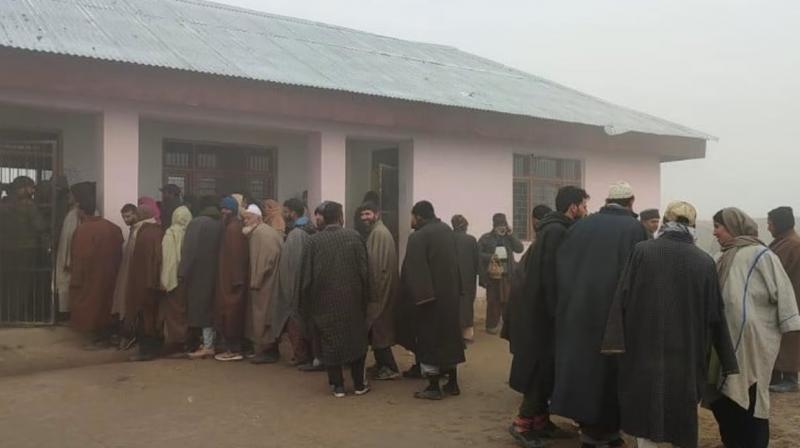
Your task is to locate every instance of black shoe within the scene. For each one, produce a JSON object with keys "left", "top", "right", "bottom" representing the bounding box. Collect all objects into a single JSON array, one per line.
[
  {"left": 443, "top": 380, "right": 461, "bottom": 396},
  {"left": 535, "top": 420, "right": 574, "bottom": 439},
  {"left": 403, "top": 364, "right": 423, "bottom": 379},
  {"left": 354, "top": 384, "right": 371, "bottom": 396},
  {"left": 414, "top": 376, "right": 444, "bottom": 400},
  {"left": 251, "top": 351, "right": 280, "bottom": 365},
  {"left": 508, "top": 425, "right": 546, "bottom": 448}
]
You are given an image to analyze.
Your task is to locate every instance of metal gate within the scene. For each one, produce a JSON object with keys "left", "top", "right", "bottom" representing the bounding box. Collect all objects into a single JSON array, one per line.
[{"left": 0, "top": 132, "right": 59, "bottom": 325}]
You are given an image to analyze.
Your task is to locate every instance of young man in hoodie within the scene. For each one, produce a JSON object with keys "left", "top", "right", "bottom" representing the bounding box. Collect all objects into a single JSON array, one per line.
[{"left": 506, "top": 186, "right": 588, "bottom": 448}]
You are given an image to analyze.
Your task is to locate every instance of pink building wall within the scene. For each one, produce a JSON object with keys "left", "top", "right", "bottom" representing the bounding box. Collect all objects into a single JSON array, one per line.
[{"left": 0, "top": 49, "right": 694, "bottom": 240}]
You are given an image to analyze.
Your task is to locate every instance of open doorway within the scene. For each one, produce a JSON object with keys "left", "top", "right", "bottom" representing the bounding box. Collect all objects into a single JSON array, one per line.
[{"left": 346, "top": 140, "right": 400, "bottom": 246}]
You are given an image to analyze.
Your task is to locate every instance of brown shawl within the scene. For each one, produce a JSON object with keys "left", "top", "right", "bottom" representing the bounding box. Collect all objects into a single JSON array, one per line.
[
  {"left": 716, "top": 207, "right": 765, "bottom": 288},
  {"left": 262, "top": 199, "right": 286, "bottom": 233}
]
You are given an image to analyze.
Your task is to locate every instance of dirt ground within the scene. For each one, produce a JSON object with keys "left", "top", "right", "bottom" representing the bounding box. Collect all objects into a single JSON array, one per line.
[{"left": 1, "top": 309, "right": 799, "bottom": 447}]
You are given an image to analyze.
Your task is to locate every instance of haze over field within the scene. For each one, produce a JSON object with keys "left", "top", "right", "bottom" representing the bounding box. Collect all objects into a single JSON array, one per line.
[{"left": 217, "top": 0, "right": 799, "bottom": 220}]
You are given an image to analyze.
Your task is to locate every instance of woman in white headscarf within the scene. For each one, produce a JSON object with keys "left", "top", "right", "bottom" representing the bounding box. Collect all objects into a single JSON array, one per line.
[{"left": 160, "top": 205, "right": 192, "bottom": 351}]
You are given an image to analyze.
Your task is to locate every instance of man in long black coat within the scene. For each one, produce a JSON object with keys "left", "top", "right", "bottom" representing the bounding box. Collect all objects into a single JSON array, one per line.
[
  {"left": 602, "top": 201, "right": 738, "bottom": 448},
  {"left": 397, "top": 200, "right": 465, "bottom": 400},
  {"left": 505, "top": 186, "right": 588, "bottom": 447},
  {"left": 180, "top": 199, "right": 223, "bottom": 359},
  {"left": 550, "top": 181, "right": 648, "bottom": 447},
  {"left": 300, "top": 201, "right": 370, "bottom": 398}
]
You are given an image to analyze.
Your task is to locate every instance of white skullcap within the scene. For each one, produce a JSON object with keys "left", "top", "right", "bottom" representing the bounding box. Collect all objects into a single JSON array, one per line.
[
  {"left": 245, "top": 204, "right": 262, "bottom": 216},
  {"left": 607, "top": 181, "right": 634, "bottom": 200}
]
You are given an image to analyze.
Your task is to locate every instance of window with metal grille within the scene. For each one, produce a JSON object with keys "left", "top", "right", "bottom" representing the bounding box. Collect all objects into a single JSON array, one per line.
[
  {"left": 512, "top": 154, "right": 583, "bottom": 240},
  {"left": 163, "top": 139, "right": 276, "bottom": 202}
]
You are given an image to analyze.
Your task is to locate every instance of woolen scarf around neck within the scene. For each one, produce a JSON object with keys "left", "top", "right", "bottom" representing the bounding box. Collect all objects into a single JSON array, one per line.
[{"left": 716, "top": 207, "right": 765, "bottom": 288}]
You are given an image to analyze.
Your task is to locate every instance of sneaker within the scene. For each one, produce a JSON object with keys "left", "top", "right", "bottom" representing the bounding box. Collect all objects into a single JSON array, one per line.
[
  {"left": 354, "top": 385, "right": 371, "bottom": 396},
  {"left": 374, "top": 366, "right": 401, "bottom": 381},
  {"left": 770, "top": 381, "right": 800, "bottom": 393},
  {"left": 188, "top": 347, "right": 215, "bottom": 360},
  {"left": 214, "top": 351, "right": 244, "bottom": 362},
  {"left": 332, "top": 386, "right": 346, "bottom": 398},
  {"left": 251, "top": 351, "right": 280, "bottom": 365},
  {"left": 486, "top": 326, "right": 500, "bottom": 335},
  {"left": 508, "top": 425, "right": 546, "bottom": 448}
]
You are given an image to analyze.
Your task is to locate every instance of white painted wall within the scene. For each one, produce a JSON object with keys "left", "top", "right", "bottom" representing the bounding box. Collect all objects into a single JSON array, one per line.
[{"left": 138, "top": 120, "right": 309, "bottom": 201}]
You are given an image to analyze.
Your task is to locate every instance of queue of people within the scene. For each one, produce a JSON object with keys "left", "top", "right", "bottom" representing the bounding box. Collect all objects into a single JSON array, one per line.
[
  {"left": 9, "top": 172, "right": 800, "bottom": 447},
  {"left": 503, "top": 182, "right": 800, "bottom": 448}
]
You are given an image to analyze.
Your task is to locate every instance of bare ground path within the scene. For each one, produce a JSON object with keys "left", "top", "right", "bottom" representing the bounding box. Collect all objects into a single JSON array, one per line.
[{"left": 1, "top": 323, "right": 799, "bottom": 447}]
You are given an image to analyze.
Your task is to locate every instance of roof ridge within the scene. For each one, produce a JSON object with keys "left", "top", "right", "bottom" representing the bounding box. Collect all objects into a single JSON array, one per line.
[
  {"left": 452, "top": 49, "right": 716, "bottom": 140},
  {"left": 169, "top": 0, "right": 456, "bottom": 50}
]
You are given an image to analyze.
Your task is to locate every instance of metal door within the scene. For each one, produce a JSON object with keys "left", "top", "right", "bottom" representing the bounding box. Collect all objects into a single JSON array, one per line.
[{"left": 0, "top": 136, "right": 58, "bottom": 325}]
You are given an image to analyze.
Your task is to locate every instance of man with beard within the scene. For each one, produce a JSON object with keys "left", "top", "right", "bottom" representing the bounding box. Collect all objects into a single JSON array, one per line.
[
  {"left": 299, "top": 201, "right": 370, "bottom": 397},
  {"left": 767, "top": 206, "right": 800, "bottom": 393},
  {"left": 242, "top": 204, "right": 284, "bottom": 364},
  {"left": 124, "top": 201, "right": 164, "bottom": 361},
  {"left": 361, "top": 201, "right": 401, "bottom": 380},
  {"left": 268, "top": 198, "right": 318, "bottom": 368},
  {"left": 111, "top": 202, "right": 140, "bottom": 341},
  {"left": 602, "top": 201, "right": 738, "bottom": 448},
  {"left": 550, "top": 181, "right": 648, "bottom": 447},
  {"left": 506, "top": 186, "right": 588, "bottom": 447},
  {"left": 68, "top": 182, "right": 124, "bottom": 347},
  {"left": 639, "top": 208, "right": 661, "bottom": 238},
  {"left": 214, "top": 196, "right": 250, "bottom": 362},
  {"left": 478, "top": 213, "right": 524, "bottom": 335},
  {"left": 397, "top": 201, "right": 465, "bottom": 400}
]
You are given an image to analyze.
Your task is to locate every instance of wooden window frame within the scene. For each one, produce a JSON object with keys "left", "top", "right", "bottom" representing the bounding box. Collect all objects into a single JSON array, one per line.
[
  {"left": 162, "top": 138, "right": 277, "bottom": 201},
  {"left": 512, "top": 154, "right": 584, "bottom": 241}
]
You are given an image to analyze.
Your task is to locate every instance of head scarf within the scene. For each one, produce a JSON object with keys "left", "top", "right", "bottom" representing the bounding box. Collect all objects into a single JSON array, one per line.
[
  {"left": 161, "top": 206, "right": 192, "bottom": 292},
  {"left": 657, "top": 201, "right": 697, "bottom": 241},
  {"left": 716, "top": 207, "right": 764, "bottom": 288},
  {"left": 263, "top": 199, "right": 286, "bottom": 232},
  {"left": 137, "top": 196, "right": 161, "bottom": 223},
  {"left": 451, "top": 214, "right": 468, "bottom": 233},
  {"left": 230, "top": 194, "right": 245, "bottom": 218}
]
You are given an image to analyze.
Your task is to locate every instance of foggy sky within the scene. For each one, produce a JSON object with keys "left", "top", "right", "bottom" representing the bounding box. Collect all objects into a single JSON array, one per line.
[{"left": 215, "top": 0, "right": 799, "bottom": 219}]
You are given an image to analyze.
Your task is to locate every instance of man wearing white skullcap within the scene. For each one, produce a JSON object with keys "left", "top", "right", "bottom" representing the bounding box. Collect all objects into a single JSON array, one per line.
[{"left": 549, "top": 180, "right": 649, "bottom": 447}]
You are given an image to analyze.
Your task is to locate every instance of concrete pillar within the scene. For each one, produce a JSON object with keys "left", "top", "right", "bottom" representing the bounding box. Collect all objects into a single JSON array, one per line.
[
  {"left": 306, "top": 130, "right": 347, "bottom": 214},
  {"left": 97, "top": 108, "right": 139, "bottom": 229}
]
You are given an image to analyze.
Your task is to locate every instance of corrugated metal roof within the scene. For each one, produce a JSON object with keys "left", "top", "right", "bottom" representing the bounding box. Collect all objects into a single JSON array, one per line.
[{"left": 0, "top": 0, "right": 712, "bottom": 140}]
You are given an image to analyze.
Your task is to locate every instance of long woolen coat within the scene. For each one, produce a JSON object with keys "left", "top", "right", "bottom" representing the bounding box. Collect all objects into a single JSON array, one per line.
[
  {"left": 453, "top": 230, "right": 479, "bottom": 329},
  {"left": 771, "top": 230, "right": 800, "bottom": 372},
  {"left": 505, "top": 212, "right": 573, "bottom": 393},
  {"left": 269, "top": 220, "right": 316, "bottom": 343},
  {"left": 215, "top": 218, "right": 249, "bottom": 342},
  {"left": 300, "top": 225, "right": 370, "bottom": 366},
  {"left": 550, "top": 205, "right": 648, "bottom": 427},
  {"left": 179, "top": 209, "right": 223, "bottom": 328},
  {"left": 124, "top": 222, "right": 164, "bottom": 337},
  {"left": 244, "top": 223, "right": 283, "bottom": 352},
  {"left": 397, "top": 219, "right": 465, "bottom": 368},
  {"left": 602, "top": 231, "right": 739, "bottom": 448},
  {"left": 365, "top": 220, "right": 399, "bottom": 349},
  {"left": 69, "top": 217, "right": 123, "bottom": 333}
]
